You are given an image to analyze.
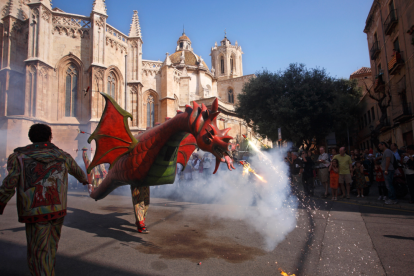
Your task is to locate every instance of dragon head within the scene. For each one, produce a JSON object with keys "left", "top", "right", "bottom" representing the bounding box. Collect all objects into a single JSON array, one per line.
[{"left": 185, "top": 98, "right": 236, "bottom": 174}]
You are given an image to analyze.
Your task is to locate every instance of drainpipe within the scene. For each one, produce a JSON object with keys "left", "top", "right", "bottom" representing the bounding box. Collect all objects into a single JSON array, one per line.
[{"left": 125, "top": 54, "right": 128, "bottom": 110}]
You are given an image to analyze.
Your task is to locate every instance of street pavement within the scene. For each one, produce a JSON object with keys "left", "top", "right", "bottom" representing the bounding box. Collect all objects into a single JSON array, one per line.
[{"left": 1, "top": 189, "right": 413, "bottom": 276}]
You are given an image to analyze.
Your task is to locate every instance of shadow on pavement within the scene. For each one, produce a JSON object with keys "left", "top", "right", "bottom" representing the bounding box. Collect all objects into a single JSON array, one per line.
[
  {"left": 64, "top": 207, "right": 154, "bottom": 246},
  {"left": 0, "top": 240, "right": 159, "bottom": 276},
  {"left": 383, "top": 235, "right": 414, "bottom": 241}
]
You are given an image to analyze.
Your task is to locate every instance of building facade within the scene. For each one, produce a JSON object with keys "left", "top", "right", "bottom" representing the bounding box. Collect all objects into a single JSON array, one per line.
[
  {"left": 351, "top": 67, "right": 376, "bottom": 150},
  {"left": 0, "top": 0, "right": 266, "bottom": 158},
  {"left": 361, "top": 0, "right": 414, "bottom": 148}
]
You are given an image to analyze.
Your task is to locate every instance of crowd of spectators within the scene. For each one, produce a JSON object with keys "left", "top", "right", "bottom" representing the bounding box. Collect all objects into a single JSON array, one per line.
[{"left": 285, "top": 142, "right": 414, "bottom": 205}]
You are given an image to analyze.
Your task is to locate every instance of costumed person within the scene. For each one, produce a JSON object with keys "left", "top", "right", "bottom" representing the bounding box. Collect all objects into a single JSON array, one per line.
[
  {"left": 131, "top": 184, "right": 150, "bottom": 234},
  {"left": 192, "top": 153, "right": 201, "bottom": 180},
  {"left": 82, "top": 147, "right": 107, "bottom": 188},
  {"left": 203, "top": 153, "right": 212, "bottom": 178},
  {"left": 130, "top": 127, "right": 153, "bottom": 234},
  {"left": 184, "top": 159, "right": 193, "bottom": 180},
  {"left": 0, "top": 123, "right": 89, "bottom": 276}
]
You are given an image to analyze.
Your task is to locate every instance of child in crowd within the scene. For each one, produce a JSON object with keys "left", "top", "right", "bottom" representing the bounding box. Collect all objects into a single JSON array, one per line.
[
  {"left": 329, "top": 159, "right": 339, "bottom": 200},
  {"left": 375, "top": 160, "right": 387, "bottom": 200},
  {"left": 354, "top": 160, "right": 366, "bottom": 197}
]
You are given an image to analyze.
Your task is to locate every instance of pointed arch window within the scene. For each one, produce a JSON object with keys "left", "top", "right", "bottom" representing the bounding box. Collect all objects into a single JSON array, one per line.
[
  {"left": 228, "top": 88, "right": 234, "bottom": 104},
  {"left": 147, "top": 95, "right": 155, "bottom": 127},
  {"left": 220, "top": 56, "right": 224, "bottom": 74},
  {"left": 107, "top": 72, "right": 116, "bottom": 98},
  {"left": 230, "top": 56, "right": 234, "bottom": 74},
  {"left": 65, "top": 64, "right": 78, "bottom": 117}
]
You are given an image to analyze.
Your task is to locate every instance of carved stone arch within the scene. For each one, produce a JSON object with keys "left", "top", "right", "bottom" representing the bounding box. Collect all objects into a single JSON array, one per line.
[
  {"left": 230, "top": 53, "right": 236, "bottom": 74},
  {"left": 219, "top": 53, "right": 225, "bottom": 75},
  {"left": 174, "top": 94, "right": 179, "bottom": 111},
  {"left": 143, "top": 89, "right": 159, "bottom": 127},
  {"left": 56, "top": 54, "right": 85, "bottom": 119},
  {"left": 227, "top": 86, "right": 234, "bottom": 104},
  {"left": 28, "top": 64, "right": 37, "bottom": 74},
  {"left": 105, "top": 65, "right": 124, "bottom": 103},
  {"left": 130, "top": 40, "right": 138, "bottom": 48}
]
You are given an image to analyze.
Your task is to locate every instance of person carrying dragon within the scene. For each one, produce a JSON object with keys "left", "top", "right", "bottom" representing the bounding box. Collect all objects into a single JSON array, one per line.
[
  {"left": 85, "top": 93, "right": 235, "bottom": 234},
  {"left": 82, "top": 147, "right": 107, "bottom": 188}
]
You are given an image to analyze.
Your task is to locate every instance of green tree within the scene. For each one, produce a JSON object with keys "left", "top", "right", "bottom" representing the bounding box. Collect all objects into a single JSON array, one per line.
[{"left": 235, "top": 64, "right": 361, "bottom": 148}]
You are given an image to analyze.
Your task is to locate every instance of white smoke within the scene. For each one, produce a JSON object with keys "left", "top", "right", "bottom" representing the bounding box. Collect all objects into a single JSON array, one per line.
[{"left": 151, "top": 146, "right": 298, "bottom": 251}]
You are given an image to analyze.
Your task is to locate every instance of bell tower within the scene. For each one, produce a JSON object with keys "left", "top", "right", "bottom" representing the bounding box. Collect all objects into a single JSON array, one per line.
[
  {"left": 176, "top": 27, "right": 192, "bottom": 52},
  {"left": 210, "top": 32, "right": 243, "bottom": 80}
]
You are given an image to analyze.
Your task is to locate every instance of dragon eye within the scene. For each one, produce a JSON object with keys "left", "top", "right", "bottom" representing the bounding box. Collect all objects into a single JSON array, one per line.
[{"left": 203, "top": 136, "right": 212, "bottom": 145}]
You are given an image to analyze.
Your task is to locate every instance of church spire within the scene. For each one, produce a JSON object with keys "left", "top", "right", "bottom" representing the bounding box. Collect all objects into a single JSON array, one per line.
[
  {"left": 92, "top": 0, "right": 107, "bottom": 15},
  {"left": 129, "top": 10, "right": 142, "bottom": 38}
]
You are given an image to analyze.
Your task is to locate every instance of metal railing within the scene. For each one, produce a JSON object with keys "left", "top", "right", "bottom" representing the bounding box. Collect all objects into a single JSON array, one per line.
[
  {"left": 384, "top": 9, "right": 398, "bottom": 35},
  {"left": 388, "top": 51, "right": 404, "bottom": 74},
  {"left": 370, "top": 41, "right": 380, "bottom": 60}
]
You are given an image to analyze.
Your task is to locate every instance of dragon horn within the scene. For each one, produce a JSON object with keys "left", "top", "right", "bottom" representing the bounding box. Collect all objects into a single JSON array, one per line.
[
  {"left": 208, "top": 111, "right": 220, "bottom": 123},
  {"left": 189, "top": 101, "right": 201, "bottom": 130},
  {"left": 194, "top": 107, "right": 205, "bottom": 135},
  {"left": 220, "top": 128, "right": 231, "bottom": 136},
  {"left": 211, "top": 98, "right": 219, "bottom": 112},
  {"left": 201, "top": 103, "right": 207, "bottom": 113}
]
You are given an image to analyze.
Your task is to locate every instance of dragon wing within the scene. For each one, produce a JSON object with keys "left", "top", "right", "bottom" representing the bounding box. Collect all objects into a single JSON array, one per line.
[{"left": 87, "top": 92, "right": 138, "bottom": 174}]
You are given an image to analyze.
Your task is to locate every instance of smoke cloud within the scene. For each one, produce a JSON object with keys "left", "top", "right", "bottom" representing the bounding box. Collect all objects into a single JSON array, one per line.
[{"left": 151, "top": 146, "right": 298, "bottom": 251}]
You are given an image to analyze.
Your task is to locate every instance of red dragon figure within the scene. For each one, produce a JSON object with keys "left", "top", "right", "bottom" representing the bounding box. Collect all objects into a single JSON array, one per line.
[{"left": 87, "top": 93, "right": 235, "bottom": 200}]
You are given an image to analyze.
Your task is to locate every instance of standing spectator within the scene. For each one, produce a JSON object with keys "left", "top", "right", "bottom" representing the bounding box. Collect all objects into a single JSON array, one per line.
[
  {"left": 374, "top": 160, "right": 387, "bottom": 201},
  {"left": 333, "top": 147, "right": 353, "bottom": 199},
  {"left": 330, "top": 148, "right": 337, "bottom": 161},
  {"left": 378, "top": 142, "right": 397, "bottom": 204},
  {"left": 0, "top": 124, "right": 89, "bottom": 275},
  {"left": 329, "top": 159, "right": 339, "bottom": 200},
  {"left": 290, "top": 152, "right": 303, "bottom": 194},
  {"left": 403, "top": 145, "right": 414, "bottom": 204},
  {"left": 0, "top": 158, "right": 6, "bottom": 182},
  {"left": 184, "top": 160, "right": 193, "bottom": 180},
  {"left": 353, "top": 149, "right": 361, "bottom": 162},
  {"left": 317, "top": 146, "right": 330, "bottom": 198},
  {"left": 203, "top": 153, "right": 212, "bottom": 178},
  {"left": 390, "top": 143, "right": 403, "bottom": 163},
  {"left": 363, "top": 149, "right": 370, "bottom": 160},
  {"left": 301, "top": 151, "right": 314, "bottom": 196},
  {"left": 192, "top": 154, "right": 201, "bottom": 180},
  {"left": 354, "top": 161, "right": 365, "bottom": 198}
]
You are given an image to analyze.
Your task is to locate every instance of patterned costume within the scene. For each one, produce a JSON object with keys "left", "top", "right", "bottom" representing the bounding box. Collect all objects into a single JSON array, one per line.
[
  {"left": 131, "top": 185, "right": 150, "bottom": 232},
  {"left": 0, "top": 142, "right": 88, "bottom": 276},
  {"left": 82, "top": 149, "right": 107, "bottom": 188}
]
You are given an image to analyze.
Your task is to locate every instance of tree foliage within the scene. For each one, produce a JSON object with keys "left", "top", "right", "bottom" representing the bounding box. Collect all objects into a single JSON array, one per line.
[{"left": 235, "top": 64, "right": 362, "bottom": 147}]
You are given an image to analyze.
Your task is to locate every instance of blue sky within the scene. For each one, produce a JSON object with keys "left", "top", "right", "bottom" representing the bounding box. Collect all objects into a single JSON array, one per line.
[{"left": 53, "top": 0, "right": 373, "bottom": 79}]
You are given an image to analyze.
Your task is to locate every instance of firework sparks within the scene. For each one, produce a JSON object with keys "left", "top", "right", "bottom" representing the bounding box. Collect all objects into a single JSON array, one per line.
[
  {"left": 239, "top": 161, "right": 267, "bottom": 183},
  {"left": 280, "top": 270, "right": 296, "bottom": 276}
]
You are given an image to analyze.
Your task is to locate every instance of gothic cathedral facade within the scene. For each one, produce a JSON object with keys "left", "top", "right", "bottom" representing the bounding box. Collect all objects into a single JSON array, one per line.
[{"left": 0, "top": 0, "right": 266, "bottom": 157}]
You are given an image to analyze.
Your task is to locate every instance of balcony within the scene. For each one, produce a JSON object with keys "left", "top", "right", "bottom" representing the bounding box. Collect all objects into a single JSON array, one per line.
[
  {"left": 374, "top": 73, "right": 385, "bottom": 93},
  {"left": 393, "top": 102, "right": 412, "bottom": 122},
  {"left": 388, "top": 51, "right": 404, "bottom": 75},
  {"left": 370, "top": 41, "right": 380, "bottom": 60},
  {"left": 384, "top": 9, "right": 398, "bottom": 35}
]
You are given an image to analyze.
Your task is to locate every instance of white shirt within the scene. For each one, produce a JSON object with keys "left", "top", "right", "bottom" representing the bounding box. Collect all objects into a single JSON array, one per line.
[{"left": 317, "top": 153, "right": 330, "bottom": 168}]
